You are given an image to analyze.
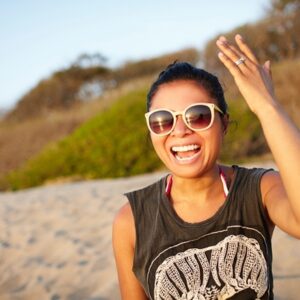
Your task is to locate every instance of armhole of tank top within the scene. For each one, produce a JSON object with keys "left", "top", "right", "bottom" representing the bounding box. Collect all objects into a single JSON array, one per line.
[
  {"left": 124, "top": 193, "right": 141, "bottom": 274},
  {"left": 254, "top": 168, "right": 275, "bottom": 238}
]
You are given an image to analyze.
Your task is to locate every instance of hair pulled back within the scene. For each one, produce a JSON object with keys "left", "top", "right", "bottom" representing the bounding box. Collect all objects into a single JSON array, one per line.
[{"left": 147, "top": 61, "right": 228, "bottom": 114}]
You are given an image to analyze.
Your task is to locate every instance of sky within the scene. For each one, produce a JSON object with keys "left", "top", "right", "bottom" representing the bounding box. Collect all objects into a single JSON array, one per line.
[{"left": 0, "top": 0, "right": 270, "bottom": 110}]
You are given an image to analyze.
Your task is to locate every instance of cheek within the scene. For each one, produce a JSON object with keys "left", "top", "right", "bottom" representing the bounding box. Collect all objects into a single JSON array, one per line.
[
  {"left": 151, "top": 135, "right": 169, "bottom": 160},
  {"left": 211, "top": 130, "right": 225, "bottom": 156},
  {"left": 151, "top": 135, "right": 163, "bottom": 150},
  {"left": 202, "top": 124, "right": 225, "bottom": 154}
]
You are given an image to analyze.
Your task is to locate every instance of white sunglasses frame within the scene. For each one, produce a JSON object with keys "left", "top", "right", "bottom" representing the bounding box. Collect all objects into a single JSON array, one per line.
[{"left": 145, "top": 102, "right": 224, "bottom": 136}]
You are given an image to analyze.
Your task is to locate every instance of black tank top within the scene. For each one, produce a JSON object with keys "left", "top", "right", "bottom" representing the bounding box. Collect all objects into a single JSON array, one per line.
[{"left": 126, "top": 166, "right": 273, "bottom": 299}]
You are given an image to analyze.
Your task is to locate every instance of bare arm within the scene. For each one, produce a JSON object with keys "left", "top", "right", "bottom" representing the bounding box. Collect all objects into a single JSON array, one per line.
[
  {"left": 216, "top": 34, "right": 300, "bottom": 238},
  {"left": 112, "top": 202, "right": 148, "bottom": 299}
]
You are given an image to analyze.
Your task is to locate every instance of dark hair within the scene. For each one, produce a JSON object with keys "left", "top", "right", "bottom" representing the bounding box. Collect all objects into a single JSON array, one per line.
[{"left": 147, "top": 61, "right": 228, "bottom": 114}]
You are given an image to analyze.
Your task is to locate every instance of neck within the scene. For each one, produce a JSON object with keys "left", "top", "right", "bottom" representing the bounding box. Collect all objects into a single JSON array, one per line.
[{"left": 170, "top": 165, "right": 224, "bottom": 204}]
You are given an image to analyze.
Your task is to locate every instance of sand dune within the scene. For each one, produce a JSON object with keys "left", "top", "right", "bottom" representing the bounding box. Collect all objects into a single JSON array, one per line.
[{"left": 0, "top": 163, "right": 299, "bottom": 299}]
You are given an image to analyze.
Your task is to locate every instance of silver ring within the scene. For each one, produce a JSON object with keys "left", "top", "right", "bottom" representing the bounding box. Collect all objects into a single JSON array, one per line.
[{"left": 235, "top": 57, "right": 246, "bottom": 66}]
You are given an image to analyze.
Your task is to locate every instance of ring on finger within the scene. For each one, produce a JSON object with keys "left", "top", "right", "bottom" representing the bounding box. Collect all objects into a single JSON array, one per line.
[{"left": 235, "top": 57, "right": 246, "bottom": 66}]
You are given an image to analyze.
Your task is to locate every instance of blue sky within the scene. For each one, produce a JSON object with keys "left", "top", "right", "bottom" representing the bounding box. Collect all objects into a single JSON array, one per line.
[{"left": 0, "top": 0, "right": 270, "bottom": 109}]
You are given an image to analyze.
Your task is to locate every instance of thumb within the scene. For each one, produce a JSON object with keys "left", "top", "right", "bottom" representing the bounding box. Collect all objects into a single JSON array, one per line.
[{"left": 263, "top": 60, "right": 272, "bottom": 78}]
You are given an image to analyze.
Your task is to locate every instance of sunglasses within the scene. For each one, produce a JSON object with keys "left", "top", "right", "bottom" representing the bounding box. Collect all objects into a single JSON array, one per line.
[{"left": 145, "top": 103, "right": 224, "bottom": 136}]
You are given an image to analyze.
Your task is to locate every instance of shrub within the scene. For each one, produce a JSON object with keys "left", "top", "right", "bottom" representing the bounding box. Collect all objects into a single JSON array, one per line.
[
  {"left": 4, "top": 88, "right": 162, "bottom": 190},
  {"left": 220, "top": 98, "right": 268, "bottom": 162}
]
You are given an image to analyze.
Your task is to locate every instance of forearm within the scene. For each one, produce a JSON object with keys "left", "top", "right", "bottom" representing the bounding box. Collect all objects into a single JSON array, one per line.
[
  {"left": 216, "top": 33, "right": 300, "bottom": 232},
  {"left": 257, "top": 101, "right": 300, "bottom": 222}
]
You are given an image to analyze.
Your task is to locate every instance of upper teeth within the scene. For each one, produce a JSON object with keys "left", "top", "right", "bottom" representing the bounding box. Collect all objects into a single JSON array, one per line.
[{"left": 172, "top": 144, "right": 200, "bottom": 152}]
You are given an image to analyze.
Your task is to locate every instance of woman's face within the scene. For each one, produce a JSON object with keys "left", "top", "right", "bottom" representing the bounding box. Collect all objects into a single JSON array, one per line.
[{"left": 149, "top": 80, "right": 226, "bottom": 179}]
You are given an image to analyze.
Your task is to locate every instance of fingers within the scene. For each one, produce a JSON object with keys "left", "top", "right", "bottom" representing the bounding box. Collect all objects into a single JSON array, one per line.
[
  {"left": 235, "top": 34, "right": 258, "bottom": 64},
  {"left": 218, "top": 36, "right": 244, "bottom": 60},
  {"left": 216, "top": 37, "right": 248, "bottom": 77},
  {"left": 216, "top": 34, "right": 263, "bottom": 77},
  {"left": 216, "top": 37, "right": 248, "bottom": 71},
  {"left": 216, "top": 34, "right": 259, "bottom": 66},
  {"left": 217, "top": 37, "right": 243, "bottom": 62},
  {"left": 217, "top": 51, "right": 242, "bottom": 78}
]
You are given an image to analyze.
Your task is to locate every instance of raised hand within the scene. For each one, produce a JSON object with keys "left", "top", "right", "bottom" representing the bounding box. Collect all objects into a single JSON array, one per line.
[
  {"left": 216, "top": 34, "right": 277, "bottom": 117},
  {"left": 217, "top": 34, "right": 300, "bottom": 240}
]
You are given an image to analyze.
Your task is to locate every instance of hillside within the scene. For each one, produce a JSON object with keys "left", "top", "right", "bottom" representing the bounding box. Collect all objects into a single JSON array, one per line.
[
  {"left": 2, "top": 55, "right": 300, "bottom": 191},
  {"left": 0, "top": 49, "right": 198, "bottom": 179},
  {"left": 1, "top": 88, "right": 162, "bottom": 190}
]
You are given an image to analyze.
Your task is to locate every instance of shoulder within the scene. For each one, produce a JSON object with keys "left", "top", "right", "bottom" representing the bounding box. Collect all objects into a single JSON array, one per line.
[
  {"left": 220, "top": 164, "right": 271, "bottom": 186},
  {"left": 234, "top": 165, "right": 282, "bottom": 207},
  {"left": 225, "top": 164, "right": 277, "bottom": 201},
  {"left": 231, "top": 164, "right": 274, "bottom": 183},
  {"left": 260, "top": 169, "right": 281, "bottom": 191},
  {"left": 114, "top": 201, "right": 134, "bottom": 226},
  {"left": 260, "top": 169, "right": 284, "bottom": 205},
  {"left": 113, "top": 201, "right": 135, "bottom": 233},
  {"left": 113, "top": 176, "right": 167, "bottom": 245},
  {"left": 113, "top": 201, "right": 135, "bottom": 249},
  {"left": 113, "top": 174, "right": 165, "bottom": 243}
]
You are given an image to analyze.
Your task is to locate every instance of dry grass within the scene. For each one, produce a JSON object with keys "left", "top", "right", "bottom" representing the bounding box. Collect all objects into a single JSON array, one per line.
[{"left": 0, "top": 106, "right": 98, "bottom": 176}]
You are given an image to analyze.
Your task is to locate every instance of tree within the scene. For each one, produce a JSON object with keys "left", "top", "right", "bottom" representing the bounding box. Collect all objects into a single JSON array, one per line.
[
  {"left": 267, "top": 0, "right": 300, "bottom": 59},
  {"left": 72, "top": 53, "right": 108, "bottom": 68}
]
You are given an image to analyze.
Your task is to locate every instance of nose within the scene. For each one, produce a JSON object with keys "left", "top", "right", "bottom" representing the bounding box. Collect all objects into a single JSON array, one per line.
[{"left": 171, "top": 116, "right": 192, "bottom": 137}]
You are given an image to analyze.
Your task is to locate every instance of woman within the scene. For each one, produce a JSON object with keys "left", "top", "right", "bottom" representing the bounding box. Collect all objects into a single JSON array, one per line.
[{"left": 112, "top": 34, "right": 300, "bottom": 299}]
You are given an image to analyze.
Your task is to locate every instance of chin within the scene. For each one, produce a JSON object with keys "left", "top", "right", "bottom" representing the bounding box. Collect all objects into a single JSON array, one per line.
[{"left": 166, "top": 165, "right": 209, "bottom": 179}]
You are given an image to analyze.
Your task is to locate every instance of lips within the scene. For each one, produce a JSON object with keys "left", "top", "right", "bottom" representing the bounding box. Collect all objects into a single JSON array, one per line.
[{"left": 171, "top": 144, "right": 201, "bottom": 162}]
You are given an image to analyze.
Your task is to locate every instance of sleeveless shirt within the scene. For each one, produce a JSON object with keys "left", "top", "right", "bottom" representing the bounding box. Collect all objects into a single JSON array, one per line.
[{"left": 125, "top": 166, "right": 274, "bottom": 300}]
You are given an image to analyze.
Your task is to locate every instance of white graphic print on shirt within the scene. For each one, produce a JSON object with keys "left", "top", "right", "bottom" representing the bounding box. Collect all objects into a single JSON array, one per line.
[{"left": 153, "top": 235, "right": 268, "bottom": 300}]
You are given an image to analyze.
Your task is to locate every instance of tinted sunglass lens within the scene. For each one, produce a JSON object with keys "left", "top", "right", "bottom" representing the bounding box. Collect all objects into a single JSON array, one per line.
[
  {"left": 149, "top": 111, "right": 174, "bottom": 135},
  {"left": 186, "top": 105, "right": 212, "bottom": 129}
]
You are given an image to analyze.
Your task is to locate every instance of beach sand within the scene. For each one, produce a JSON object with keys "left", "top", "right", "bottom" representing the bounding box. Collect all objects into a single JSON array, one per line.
[{"left": 0, "top": 163, "right": 299, "bottom": 300}]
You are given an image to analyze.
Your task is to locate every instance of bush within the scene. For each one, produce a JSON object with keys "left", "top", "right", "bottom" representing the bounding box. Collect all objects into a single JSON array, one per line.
[
  {"left": 220, "top": 98, "right": 268, "bottom": 162},
  {"left": 4, "top": 88, "right": 162, "bottom": 190}
]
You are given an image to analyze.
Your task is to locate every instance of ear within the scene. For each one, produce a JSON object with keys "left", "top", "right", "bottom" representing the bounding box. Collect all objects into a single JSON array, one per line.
[{"left": 221, "top": 114, "right": 229, "bottom": 135}]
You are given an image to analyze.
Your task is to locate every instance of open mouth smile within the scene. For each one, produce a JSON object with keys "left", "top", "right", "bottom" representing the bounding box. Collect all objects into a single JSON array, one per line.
[{"left": 171, "top": 144, "right": 201, "bottom": 162}]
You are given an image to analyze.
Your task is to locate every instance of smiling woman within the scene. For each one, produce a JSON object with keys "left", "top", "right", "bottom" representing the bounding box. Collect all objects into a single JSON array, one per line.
[
  {"left": 112, "top": 34, "right": 300, "bottom": 300},
  {"left": 146, "top": 80, "right": 227, "bottom": 179}
]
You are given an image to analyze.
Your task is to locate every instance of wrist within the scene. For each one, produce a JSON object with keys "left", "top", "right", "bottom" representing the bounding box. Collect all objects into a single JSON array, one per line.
[{"left": 252, "top": 98, "right": 282, "bottom": 120}]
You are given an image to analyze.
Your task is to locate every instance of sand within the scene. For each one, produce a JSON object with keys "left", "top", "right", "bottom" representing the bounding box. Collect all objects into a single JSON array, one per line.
[{"left": 0, "top": 163, "right": 299, "bottom": 300}]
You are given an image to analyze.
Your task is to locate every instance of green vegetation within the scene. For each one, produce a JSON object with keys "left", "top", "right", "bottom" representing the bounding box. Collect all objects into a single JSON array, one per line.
[
  {"left": 2, "top": 87, "right": 266, "bottom": 190},
  {"left": 3, "top": 89, "right": 162, "bottom": 190},
  {"left": 220, "top": 99, "right": 267, "bottom": 162}
]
